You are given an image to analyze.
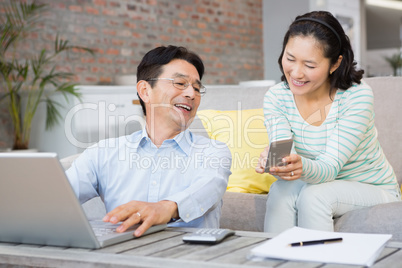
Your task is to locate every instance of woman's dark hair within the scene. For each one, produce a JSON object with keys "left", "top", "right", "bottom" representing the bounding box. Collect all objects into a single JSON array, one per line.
[
  {"left": 278, "top": 11, "right": 364, "bottom": 96},
  {"left": 136, "top": 45, "right": 204, "bottom": 115}
]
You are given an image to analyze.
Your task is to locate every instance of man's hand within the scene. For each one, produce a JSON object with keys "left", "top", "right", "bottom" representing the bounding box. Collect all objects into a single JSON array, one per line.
[{"left": 102, "top": 200, "right": 178, "bottom": 237}]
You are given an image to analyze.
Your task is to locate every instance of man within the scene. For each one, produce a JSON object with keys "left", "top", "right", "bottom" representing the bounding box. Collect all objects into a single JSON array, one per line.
[{"left": 66, "top": 45, "right": 232, "bottom": 237}]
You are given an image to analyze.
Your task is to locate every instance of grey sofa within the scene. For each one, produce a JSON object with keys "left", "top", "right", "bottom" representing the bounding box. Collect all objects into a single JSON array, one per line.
[{"left": 61, "top": 76, "right": 402, "bottom": 241}]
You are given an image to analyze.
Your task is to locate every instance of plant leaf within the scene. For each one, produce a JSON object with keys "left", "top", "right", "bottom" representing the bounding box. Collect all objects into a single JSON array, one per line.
[
  {"left": 54, "top": 35, "right": 96, "bottom": 57},
  {"left": 55, "top": 83, "right": 82, "bottom": 102},
  {"left": 44, "top": 98, "right": 63, "bottom": 130},
  {"left": 0, "top": 1, "right": 46, "bottom": 55}
]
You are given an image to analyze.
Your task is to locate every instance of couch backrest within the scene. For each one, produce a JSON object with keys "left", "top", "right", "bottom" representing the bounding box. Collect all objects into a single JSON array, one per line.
[
  {"left": 199, "top": 85, "right": 269, "bottom": 110},
  {"left": 365, "top": 77, "right": 402, "bottom": 185},
  {"left": 189, "top": 85, "right": 270, "bottom": 138}
]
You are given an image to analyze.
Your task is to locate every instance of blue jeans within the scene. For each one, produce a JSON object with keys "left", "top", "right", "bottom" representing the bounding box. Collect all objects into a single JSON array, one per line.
[{"left": 264, "top": 179, "right": 401, "bottom": 233}]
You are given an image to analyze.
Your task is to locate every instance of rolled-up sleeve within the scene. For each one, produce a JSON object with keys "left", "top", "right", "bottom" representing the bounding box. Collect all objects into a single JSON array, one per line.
[
  {"left": 165, "top": 140, "right": 232, "bottom": 223},
  {"left": 66, "top": 147, "right": 100, "bottom": 204}
]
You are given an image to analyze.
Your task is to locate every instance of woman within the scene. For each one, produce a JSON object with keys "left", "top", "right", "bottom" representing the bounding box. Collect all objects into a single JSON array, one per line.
[{"left": 256, "top": 11, "right": 401, "bottom": 233}]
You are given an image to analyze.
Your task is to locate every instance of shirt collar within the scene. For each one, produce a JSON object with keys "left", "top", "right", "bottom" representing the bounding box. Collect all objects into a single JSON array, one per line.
[
  {"left": 125, "top": 128, "right": 148, "bottom": 153},
  {"left": 132, "top": 126, "right": 193, "bottom": 156},
  {"left": 172, "top": 129, "right": 192, "bottom": 156}
]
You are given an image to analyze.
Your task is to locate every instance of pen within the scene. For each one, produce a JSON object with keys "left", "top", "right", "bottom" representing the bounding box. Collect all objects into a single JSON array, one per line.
[{"left": 288, "top": 237, "right": 343, "bottom": 247}]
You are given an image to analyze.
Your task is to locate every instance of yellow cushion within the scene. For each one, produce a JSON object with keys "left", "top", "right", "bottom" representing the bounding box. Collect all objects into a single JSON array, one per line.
[{"left": 197, "top": 109, "right": 276, "bottom": 194}]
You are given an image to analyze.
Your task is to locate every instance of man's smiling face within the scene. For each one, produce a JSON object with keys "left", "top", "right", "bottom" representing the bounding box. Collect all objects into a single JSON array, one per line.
[{"left": 146, "top": 59, "right": 201, "bottom": 131}]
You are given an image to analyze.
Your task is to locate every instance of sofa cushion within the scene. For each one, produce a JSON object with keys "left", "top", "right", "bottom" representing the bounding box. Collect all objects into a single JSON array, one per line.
[
  {"left": 197, "top": 108, "right": 276, "bottom": 194},
  {"left": 220, "top": 191, "right": 267, "bottom": 232}
]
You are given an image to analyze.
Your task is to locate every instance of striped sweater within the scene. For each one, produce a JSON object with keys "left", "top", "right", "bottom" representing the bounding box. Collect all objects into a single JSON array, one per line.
[{"left": 263, "top": 80, "right": 398, "bottom": 190}]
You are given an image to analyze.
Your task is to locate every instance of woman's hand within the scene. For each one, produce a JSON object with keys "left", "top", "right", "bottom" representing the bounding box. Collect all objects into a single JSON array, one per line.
[
  {"left": 255, "top": 146, "right": 269, "bottom": 174},
  {"left": 268, "top": 154, "right": 302, "bottom": 181}
]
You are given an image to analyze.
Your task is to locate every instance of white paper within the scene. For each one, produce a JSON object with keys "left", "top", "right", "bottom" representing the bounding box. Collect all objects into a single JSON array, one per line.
[{"left": 250, "top": 227, "right": 391, "bottom": 267}]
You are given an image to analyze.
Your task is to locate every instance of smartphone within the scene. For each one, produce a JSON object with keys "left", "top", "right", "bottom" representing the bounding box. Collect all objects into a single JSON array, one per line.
[{"left": 264, "top": 138, "right": 293, "bottom": 173}]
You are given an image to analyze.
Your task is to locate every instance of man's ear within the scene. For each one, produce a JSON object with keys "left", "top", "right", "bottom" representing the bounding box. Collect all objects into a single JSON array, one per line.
[
  {"left": 330, "top": 55, "right": 343, "bottom": 74},
  {"left": 137, "top": 80, "right": 150, "bottom": 103}
]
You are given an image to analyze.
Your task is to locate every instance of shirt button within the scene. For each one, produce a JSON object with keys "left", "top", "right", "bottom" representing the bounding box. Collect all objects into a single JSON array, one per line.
[
  {"left": 152, "top": 181, "right": 157, "bottom": 186},
  {"left": 186, "top": 214, "right": 190, "bottom": 218},
  {"left": 200, "top": 208, "right": 204, "bottom": 212}
]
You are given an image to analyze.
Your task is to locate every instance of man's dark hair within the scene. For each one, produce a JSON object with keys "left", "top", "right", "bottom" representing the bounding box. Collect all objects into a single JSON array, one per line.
[{"left": 136, "top": 45, "right": 205, "bottom": 116}]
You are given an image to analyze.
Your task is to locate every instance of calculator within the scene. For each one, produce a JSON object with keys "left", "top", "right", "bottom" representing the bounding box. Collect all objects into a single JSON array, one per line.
[{"left": 182, "top": 228, "right": 235, "bottom": 244}]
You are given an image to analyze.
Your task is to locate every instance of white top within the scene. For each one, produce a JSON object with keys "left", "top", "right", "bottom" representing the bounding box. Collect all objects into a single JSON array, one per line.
[{"left": 263, "top": 81, "right": 398, "bottom": 190}]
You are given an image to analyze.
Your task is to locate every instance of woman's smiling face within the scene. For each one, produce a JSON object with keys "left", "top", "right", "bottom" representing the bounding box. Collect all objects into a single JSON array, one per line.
[{"left": 281, "top": 35, "right": 334, "bottom": 98}]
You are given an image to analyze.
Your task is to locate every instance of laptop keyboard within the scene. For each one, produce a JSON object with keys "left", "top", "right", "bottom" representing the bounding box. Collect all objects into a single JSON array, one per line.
[
  {"left": 90, "top": 220, "right": 140, "bottom": 237},
  {"left": 92, "top": 227, "right": 117, "bottom": 237}
]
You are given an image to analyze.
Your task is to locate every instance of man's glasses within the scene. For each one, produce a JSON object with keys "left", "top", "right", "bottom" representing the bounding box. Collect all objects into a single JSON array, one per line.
[{"left": 146, "top": 77, "right": 206, "bottom": 96}]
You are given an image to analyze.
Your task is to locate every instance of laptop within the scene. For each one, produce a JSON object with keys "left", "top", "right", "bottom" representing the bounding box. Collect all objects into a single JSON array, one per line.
[{"left": 0, "top": 152, "right": 166, "bottom": 249}]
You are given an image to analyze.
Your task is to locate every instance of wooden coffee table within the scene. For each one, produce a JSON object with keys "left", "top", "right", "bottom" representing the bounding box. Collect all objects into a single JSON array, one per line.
[{"left": 0, "top": 228, "right": 401, "bottom": 267}]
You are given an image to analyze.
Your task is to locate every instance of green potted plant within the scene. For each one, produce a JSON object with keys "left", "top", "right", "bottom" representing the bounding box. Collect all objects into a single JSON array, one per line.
[
  {"left": 0, "top": 1, "right": 94, "bottom": 150},
  {"left": 384, "top": 51, "right": 402, "bottom": 76}
]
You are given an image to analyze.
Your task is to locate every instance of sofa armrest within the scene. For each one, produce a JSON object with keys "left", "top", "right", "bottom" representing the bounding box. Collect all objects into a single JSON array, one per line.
[
  {"left": 220, "top": 191, "right": 267, "bottom": 232},
  {"left": 334, "top": 201, "right": 402, "bottom": 241},
  {"left": 60, "top": 153, "right": 81, "bottom": 170},
  {"left": 82, "top": 196, "right": 106, "bottom": 221}
]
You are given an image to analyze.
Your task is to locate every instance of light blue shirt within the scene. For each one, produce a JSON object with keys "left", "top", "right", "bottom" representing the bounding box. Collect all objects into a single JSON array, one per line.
[{"left": 66, "top": 128, "right": 232, "bottom": 228}]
